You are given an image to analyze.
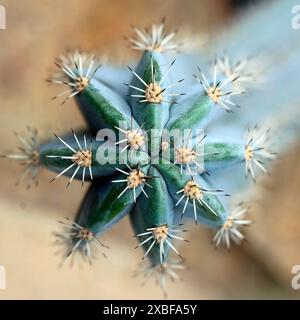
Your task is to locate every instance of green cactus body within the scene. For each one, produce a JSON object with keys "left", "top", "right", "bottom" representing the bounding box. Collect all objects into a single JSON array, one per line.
[
  {"left": 204, "top": 141, "right": 245, "bottom": 170},
  {"left": 167, "top": 92, "right": 214, "bottom": 132},
  {"left": 129, "top": 51, "right": 167, "bottom": 131},
  {"left": 77, "top": 81, "right": 134, "bottom": 132},
  {"left": 4, "top": 12, "right": 292, "bottom": 296}
]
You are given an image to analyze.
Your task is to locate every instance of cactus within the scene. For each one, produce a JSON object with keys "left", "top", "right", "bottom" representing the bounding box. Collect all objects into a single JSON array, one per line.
[{"left": 2, "top": 1, "right": 300, "bottom": 297}]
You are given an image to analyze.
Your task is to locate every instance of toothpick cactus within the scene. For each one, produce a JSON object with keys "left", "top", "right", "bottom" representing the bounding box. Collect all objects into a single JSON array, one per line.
[{"left": 2, "top": 0, "right": 300, "bottom": 297}]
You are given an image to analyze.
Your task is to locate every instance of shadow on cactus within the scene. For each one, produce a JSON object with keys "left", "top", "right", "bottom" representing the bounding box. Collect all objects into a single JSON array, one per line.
[{"left": 1, "top": 19, "right": 278, "bottom": 297}]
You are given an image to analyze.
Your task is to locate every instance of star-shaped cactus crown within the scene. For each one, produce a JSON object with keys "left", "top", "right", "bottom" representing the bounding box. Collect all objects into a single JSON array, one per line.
[{"left": 1, "top": 18, "right": 277, "bottom": 296}]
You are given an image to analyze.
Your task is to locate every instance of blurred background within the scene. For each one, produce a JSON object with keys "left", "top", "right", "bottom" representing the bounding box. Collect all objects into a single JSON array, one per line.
[{"left": 0, "top": 0, "right": 300, "bottom": 299}]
